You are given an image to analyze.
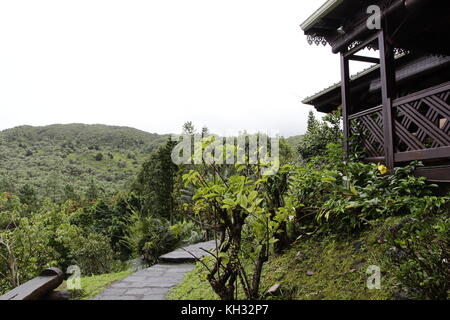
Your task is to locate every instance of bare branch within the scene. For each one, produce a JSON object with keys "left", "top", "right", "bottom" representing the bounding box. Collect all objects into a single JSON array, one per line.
[{"left": 178, "top": 247, "right": 213, "bottom": 274}]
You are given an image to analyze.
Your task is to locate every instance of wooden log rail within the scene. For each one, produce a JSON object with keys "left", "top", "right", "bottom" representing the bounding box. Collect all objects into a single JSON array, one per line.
[{"left": 0, "top": 268, "right": 64, "bottom": 300}]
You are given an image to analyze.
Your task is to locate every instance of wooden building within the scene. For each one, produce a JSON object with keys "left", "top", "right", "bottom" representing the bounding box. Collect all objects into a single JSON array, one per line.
[{"left": 301, "top": 0, "right": 450, "bottom": 182}]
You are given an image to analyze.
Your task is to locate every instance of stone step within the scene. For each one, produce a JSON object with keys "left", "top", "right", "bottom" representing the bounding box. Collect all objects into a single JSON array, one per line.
[
  {"left": 93, "top": 240, "right": 218, "bottom": 300},
  {"left": 93, "top": 263, "right": 195, "bottom": 300},
  {"left": 159, "top": 240, "right": 217, "bottom": 263}
]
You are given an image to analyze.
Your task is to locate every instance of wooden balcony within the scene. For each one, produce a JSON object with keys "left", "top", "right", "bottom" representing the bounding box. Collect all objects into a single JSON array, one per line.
[{"left": 349, "top": 82, "right": 450, "bottom": 182}]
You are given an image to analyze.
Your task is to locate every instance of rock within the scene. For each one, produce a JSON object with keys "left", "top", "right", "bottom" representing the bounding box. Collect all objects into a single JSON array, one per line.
[
  {"left": 393, "top": 289, "right": 411, "bottom": 300},
  {"left": 296, "top": 252, "right": 306, "bottom": 259},
  {"left": 306, "top": 271, "right": 314, "bottom": 276},
  {"left": 386, "top": 247, "right": 409, "bottom": 259},
  {"left": 388, "top": 217, "right": 420, "bottom": 235},
  {"left": 375, "top": 231, "right": 386, "bottom": 244},
  {"left": 128, "top": 257, "right": 148, "bottom": 272},
  {"left": 44, "top": 290, "right": 72, "bottom": 300},
  {"left": 350, "top": 258, "right": 366, "bottom": 270},
  {"left": 388, "top": 225, "right": 401, "bottom": 234},
  {"left": 352, "top": 241, "right": 364, "bottom": 252},
  {"left": 266, "top": 284, "right": 281, "bottom": 296}
]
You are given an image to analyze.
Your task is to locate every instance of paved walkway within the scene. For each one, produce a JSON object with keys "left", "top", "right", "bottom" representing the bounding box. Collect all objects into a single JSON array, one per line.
[{"left": 93, "top": 240, "right": 216, "bottom": 300}]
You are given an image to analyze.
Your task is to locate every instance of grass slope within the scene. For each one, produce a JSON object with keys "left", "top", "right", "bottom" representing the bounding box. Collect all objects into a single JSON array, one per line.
[
  {"left": 167, "top": 216, "right": 406, "bottom": 300},
  {"left": 57, "top": 269, "right": 133, "bottom": 300}
]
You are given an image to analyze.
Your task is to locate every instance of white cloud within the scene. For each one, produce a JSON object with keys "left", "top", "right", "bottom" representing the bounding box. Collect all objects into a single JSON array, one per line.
[{"left": 0, "top": 0, "right": 341, "bottom": 137}]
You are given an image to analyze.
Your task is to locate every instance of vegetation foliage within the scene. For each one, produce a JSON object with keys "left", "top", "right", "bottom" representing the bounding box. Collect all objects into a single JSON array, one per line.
[
  {"left": 0, "top": 124, "right": 169, "bottom": 200},
  {"left": 0, "top": 119, "right": 448, "bottom": 301},
  {"left": 173, "top": 115, "right": 449, "bottom": 300}
]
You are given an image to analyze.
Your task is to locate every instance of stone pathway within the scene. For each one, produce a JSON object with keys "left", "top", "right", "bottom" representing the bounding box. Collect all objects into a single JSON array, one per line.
[{"left": 93, "top": 240, "right": 216, "bottom": 300}]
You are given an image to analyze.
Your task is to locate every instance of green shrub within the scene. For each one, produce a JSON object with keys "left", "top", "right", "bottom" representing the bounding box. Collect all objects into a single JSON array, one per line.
[
  {"left": 68, "top": 194, "right": 137, "bottom": 260},
  {"left": 67, "top": 232, "right": 116, "bottom": 276},
  {"left": 386, "top": 214, "right": 450, "bottom": 300},
  {"left": 0, "top": 196, "right": 122, "bottom": 294},
  {"left": 0, "top": 200, "right": 63, "bottom": 292},
  {"left": 289, "top": 143, "right": 445, "bottom": 234},
  {"left": 122, "top": 212, "right": 179, "bottom": 264},
  {"left": 287, "top": 144, "right": 449, "bottom": 299},
  {"left": 169, "top": 220, "right": 205, "bottom": 245},
  {"left": 297, "top": 110, "right": 342, "bottom": 161}
]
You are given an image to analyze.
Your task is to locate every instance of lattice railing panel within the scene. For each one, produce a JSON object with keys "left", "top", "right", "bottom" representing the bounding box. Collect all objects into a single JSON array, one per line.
[
  {"left": 347, "top": 83, "right": 450, "bottom": 162},
  {"left": 350, "top": 110, "right": 385, "bottom": 158},
  {"left": 394, "top": 87, "right": 450, "bottom": 153}
]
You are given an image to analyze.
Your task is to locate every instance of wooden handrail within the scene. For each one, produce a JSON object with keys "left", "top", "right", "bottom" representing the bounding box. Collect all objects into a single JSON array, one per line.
[
  {"left": 0, "top": 267, "right": 64, "bottom": 300},
  {"left": 350, "top": 82, "right": 450, "bottom": 121},
  {"left": 348, "top": 105, "right": 382, "bottom": 120},
  {"left": 393, "top": 81, "right": 450, "bottom": 107}
]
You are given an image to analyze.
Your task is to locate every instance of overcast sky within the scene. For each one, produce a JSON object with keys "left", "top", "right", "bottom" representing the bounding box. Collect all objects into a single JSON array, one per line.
[{"left": 0, "top": 0, "right": 345, "bottom": 137}]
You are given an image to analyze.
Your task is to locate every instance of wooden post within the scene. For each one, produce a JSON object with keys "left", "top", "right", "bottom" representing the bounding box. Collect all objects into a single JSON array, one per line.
[
  {"left": 340, "top": 53, "right": 351, "bottom": 157},
  {"left": 378, "top": 29, "right": 396, "bottom": 171}
]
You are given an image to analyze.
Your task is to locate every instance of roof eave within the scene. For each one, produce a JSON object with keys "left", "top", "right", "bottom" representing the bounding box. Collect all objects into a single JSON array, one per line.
[
  {"left": 300, "top": 0, "right": 344, "bottom": 32},
  {"left": 302, "top": 62, "right": 383, "bottom": 105}
]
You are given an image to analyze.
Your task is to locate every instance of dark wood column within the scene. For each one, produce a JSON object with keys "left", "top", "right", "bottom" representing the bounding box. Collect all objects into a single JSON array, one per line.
[
  {"left": 378, "top": 29, "right": 396, "bottom": 170},
  {"left": 340, "top": 53, "right": 351, "bottom": 156}
]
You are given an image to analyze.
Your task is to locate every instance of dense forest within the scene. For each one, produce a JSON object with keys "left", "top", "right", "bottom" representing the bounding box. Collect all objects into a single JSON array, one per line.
[
  {"left": 0, "top": 122, "right": 303, "bottom": 297},
  {"left": 0, "top": 124, "right": 169, "bottom": 199},
  {"left": 0, "top": 117, "right": 448, "bottom": 300}
]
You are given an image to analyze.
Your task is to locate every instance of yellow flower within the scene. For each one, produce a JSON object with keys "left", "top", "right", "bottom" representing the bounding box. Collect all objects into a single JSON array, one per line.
[{"left": 377, "top": 165, "right": 388, "bottom": 175}]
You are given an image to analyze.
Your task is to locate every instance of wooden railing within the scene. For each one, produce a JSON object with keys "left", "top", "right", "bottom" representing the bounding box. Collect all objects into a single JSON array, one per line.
[
  {"left": 0, "top": 268, "right": 65, "bottom": 300},
  {"left": 392, "top": 82, "right": 450, "bottom": 162},
  {"left": 349, "top": 82, "right": 450, "bottom": 165},
  {"left": 349, "top": 105, "right": 384, "bottom": 161}
]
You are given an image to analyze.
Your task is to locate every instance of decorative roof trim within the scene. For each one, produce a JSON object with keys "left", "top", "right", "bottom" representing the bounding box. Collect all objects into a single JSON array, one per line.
[
  {"left": 300, "top": 0, "right": 344, "bottom": 32},
  {"left": 307, "top": 35, "right": 329, "bottom": 46}
]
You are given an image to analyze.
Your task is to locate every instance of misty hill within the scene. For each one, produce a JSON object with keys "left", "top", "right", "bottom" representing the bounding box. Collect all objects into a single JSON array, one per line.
[
  {"left": 0, "top": 124, "right": 170, "bottom": 200},
  {"left": 285, "top": 135, "right": 303, "bottom": 151}
]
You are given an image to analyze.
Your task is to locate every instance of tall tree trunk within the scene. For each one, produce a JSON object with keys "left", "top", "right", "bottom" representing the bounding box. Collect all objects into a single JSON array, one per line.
[{"left": 249, "top": 244, "right": 268, "bottom": 299}]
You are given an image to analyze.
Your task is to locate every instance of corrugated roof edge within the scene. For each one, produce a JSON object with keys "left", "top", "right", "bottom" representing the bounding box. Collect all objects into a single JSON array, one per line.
[
  {"left": 300, "top": 0, "right": 344, "bottom": 32},
  {"left": 302, "top": 53, "right": 407, "bottom": 105},
  {"left": 301, "top": 64, "right": 379, "bottom": 104}
]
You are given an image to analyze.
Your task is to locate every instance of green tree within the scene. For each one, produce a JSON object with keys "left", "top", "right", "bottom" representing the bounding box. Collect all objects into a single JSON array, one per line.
[
  {"left": 85, "top": 179, "right": 100, "bottom": 200},
  {"left": 182, "top": 121, "right": 196, "bottom": 135},
  {"left": 95, "top": 153, "right": 103, "bottom": 161},
  {"left": 279, "top": 138, "right": 296, "bottom": 164},
  {"left": 0, "top": 177, "right": 15, "bottom": 194},
  {"left": 306, "top": 110, "right": 318, "bottom": 132},
  {"left": 201, "top": 126, "right": 210, "bottom": 137},
  {"left": 63, "top": 184, "right": 79, "bottom": 202},
  {"left": 133, "top": 139, "right": 179, "bottom": 222},
  {"left": 298, "top": 109, "right": 342, "bottom": 161},
  {"left": 44, "top": 174, "right": 61, "bottom": 202},
  {"left": 18, "top": 184, "right": 39, "bottom": 213},
  {"left": 182, "top": 137, "right": 295, "bottom": 300}
]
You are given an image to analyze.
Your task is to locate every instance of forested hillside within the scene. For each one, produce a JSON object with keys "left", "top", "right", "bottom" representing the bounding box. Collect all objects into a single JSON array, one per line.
[
  {"left": 0, "top": 119, "right": 448, "bottom": 300},
  {"left": 285, "top": 135, "right": 303, "bottom": 151},
  {"left": 0, "top": 124, "right": 169, "bottom": 200}
]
